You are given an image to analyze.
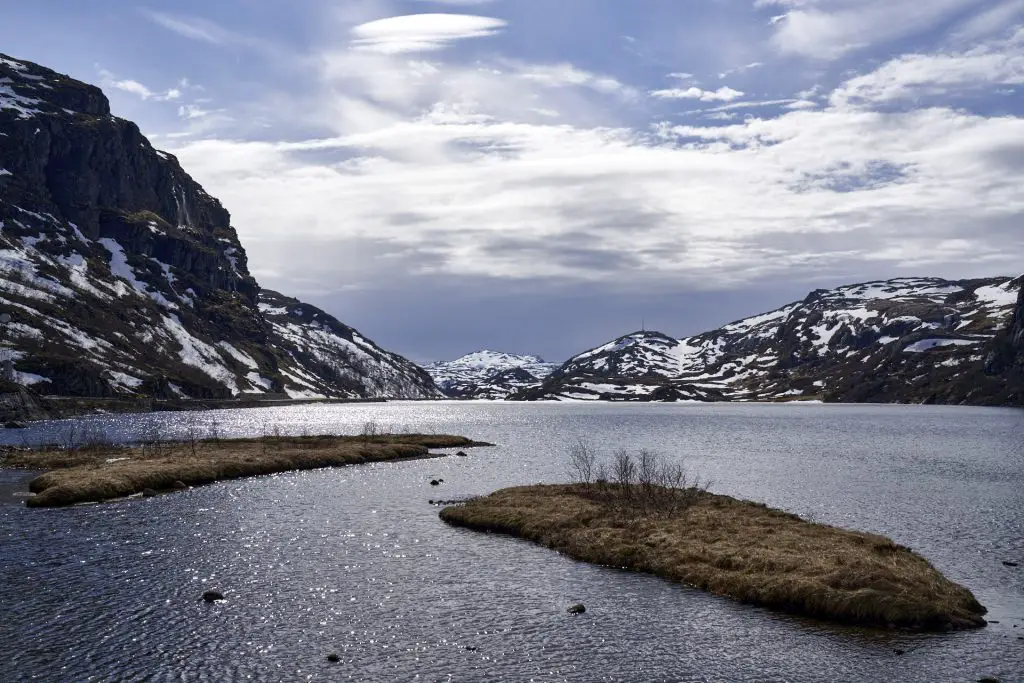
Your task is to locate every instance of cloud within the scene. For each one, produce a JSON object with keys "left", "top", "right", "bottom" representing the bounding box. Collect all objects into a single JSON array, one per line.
[
  {"left": 150, "top": 9, "right": 1022, "bottom": 351},
  {"left": 98, "top": 69, "right": 183, "bottom": 101},
  {"left": 830, "top": 31, "right": 1024, "bottom": 107},
  {"left": 350, "top": 13, "right": 506, "bottom": 53},
  {"left": 649, "top": 86, "right": 745, "bottom": 101},
  {"left": 952, "top": 0, "right": 1024, "bottom": 43},
  {"left": 765, "top": 0, "right": 987, "bottom": 59},
  {"left": 142, "top": 10, "right": 242, "bottom": 45},
  {"left": 513, "top": 62, "right": 636, "bottom": 97}
]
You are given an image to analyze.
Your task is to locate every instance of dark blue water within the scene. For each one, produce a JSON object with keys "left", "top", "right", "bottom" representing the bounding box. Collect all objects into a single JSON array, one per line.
[{"left": 1, "top": 402, "right": 1022, "bottom": 682}]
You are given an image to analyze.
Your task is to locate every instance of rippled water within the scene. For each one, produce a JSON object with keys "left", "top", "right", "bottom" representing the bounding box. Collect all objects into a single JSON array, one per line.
[{"left": 1, "top": 401, "right": 1022, "bottom": 682}]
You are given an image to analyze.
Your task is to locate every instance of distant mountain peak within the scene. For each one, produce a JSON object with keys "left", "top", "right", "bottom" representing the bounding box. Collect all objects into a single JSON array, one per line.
[{"left": 425, "top": 349, "right": 560, "bottom": 399}]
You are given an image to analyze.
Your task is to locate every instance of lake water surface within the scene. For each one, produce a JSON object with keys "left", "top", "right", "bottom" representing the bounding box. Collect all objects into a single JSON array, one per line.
[{"left": 1, "top": 401, "right": 1022, "bottom": 682}]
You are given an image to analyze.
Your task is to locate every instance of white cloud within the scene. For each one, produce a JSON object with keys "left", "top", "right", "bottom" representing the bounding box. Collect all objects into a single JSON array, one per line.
[
  {"left": 152, "top": 11, "right": 1023, "bottom": 298},
  {"left": 513, "top": 62, "right": 636, "bottom": 97},
  {"left": 766, "top": 0, "right": 986, "bottom": 59},
  {"left": 98, "top": 70, "right": 184, "bottom": 101},
  {"left": 830, "top": 32, "right": 1024, "bottom": 107},
  {"left": 649, "top": 86, "right": 745, "bottom": 101},
  {"left": 350, "top": 13, "right": 506, "bottom": 53}
]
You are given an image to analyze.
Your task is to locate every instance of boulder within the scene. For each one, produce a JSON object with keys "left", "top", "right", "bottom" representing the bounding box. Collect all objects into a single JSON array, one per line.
[{"left": 567, "top": 603, "right": 586, "bottom": 615}]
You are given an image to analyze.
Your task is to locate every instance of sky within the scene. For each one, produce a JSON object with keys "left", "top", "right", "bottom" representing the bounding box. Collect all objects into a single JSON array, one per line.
[{"left": 2, "top": 0, "right": 1022, "bottom": 363}]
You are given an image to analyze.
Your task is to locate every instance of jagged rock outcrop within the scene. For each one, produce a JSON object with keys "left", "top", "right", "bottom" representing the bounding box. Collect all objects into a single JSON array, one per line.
[
  {"left": 425, "top": 350, "right": 559, "bottom": 399},
  {"left": 0, "top": 53, "right": 440, "bottom": 401},
  {"left": 513, "top": 277, "right": 1023, "bottom": 405}
]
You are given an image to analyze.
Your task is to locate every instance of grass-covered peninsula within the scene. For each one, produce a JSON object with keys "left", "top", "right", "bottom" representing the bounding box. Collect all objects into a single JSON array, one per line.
[
  {"left": 440, "top": 482, "right": 987, "bottom": 631},
  {"left": 5, "top": 433, "right": 486, "bottom": 507}
]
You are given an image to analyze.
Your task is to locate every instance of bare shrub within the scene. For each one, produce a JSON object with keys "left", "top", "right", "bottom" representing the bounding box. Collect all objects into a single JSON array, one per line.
[
  {"left": 566, "top": 443, "right": 706, "bottom": 516},
  {"left": 612, "top": 449, "right": 635, "bottom": 489},
  {"left": 566, "top": 438, "right": 597, "bottom": 485},
  {"left": 207, "top": 416, "right": 221, "bottom": 445}
]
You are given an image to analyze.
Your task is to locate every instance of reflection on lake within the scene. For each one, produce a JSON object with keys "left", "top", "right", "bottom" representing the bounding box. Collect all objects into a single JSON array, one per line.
[{"left": 1, "top": 401, "right": 1022, "bottom": 681}]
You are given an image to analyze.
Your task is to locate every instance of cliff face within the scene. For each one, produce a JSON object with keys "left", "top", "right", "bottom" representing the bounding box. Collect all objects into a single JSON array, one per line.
[
  {"left": 982, "top": 276, "right": 1024, "bottom": 405},
  {"left": 0, "top": 53, "right": 439, "bottom": 400}
]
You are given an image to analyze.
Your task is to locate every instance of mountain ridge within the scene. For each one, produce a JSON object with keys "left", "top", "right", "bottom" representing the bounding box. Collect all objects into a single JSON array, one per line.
[
  {"left": 511, "top": 276, "right": 1023, "bottom": 405},
  {"left": 0, "top": 52, "right": 441, "bottom": 402}
]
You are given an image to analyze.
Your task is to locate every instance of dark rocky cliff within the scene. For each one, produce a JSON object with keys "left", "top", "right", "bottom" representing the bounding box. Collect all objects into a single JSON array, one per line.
[{"left": 0, "top": 53, "right": 440, "bottom": 401}]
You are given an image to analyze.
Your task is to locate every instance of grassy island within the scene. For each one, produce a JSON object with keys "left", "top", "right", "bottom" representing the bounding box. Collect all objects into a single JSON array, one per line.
[
  {"left": 5, "top": 434, "right": 486, "bottom": 508},
  {"left": 440, "top": 483, "right": 987, "bottom": 631}
]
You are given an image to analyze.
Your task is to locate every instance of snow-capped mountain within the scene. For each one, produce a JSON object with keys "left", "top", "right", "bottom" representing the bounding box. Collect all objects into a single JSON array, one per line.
[
  {"left": 0, "top": 53, "right": 440, "bottom": 400},
  {"left": 260, "top": 290, "right": 440, "bottom": 399},
  {"left": 513, "top": 276, "right": 1023, "bottom": 405},
  {"left": 426, "top": 350, "right": 560, "bottom": 399}
]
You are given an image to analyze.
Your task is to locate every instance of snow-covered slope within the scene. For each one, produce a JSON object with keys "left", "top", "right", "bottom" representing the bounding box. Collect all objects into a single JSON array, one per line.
[
  {"left": 260, "top": 291, "right": 441, "bottom": 399},
  {"left": 426, "top": 350, "right": 560, "bottom": 399},
  {"left": 514, "top": 276, "right": 1023, "bottom": 405},
  {"left": 0, "top": 52, "right": 440, "bottom": 401}
]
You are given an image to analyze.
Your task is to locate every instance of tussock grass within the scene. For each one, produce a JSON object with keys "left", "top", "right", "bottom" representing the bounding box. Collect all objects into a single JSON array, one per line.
[
  {"left": 10, "top": 434, "right": 486, "bottom": 507},
  {"left": 440, "top": 484, "right": 987, "bottom": 631}
]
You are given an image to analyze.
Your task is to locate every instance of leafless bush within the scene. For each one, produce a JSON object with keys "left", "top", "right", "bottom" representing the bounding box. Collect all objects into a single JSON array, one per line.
[
  {"left": 360, "top": 420, "right": 380, "bottom": 439},
  {"left": 207, "top": 416, "right": 221, "bottom": 445},
  {"left": 138, "top": 423, "right": 168, "bottom": 457},
  {"left": 566, "top": 444, "right": 707, "bottom": 515},
  {"left": 566, "top": 438, "right": 597, "bottom": 485},
  {"left": 612, "top": 449, "right": 636, "bottom": 491},
  {"left": 184, "top": 417, "right": 200, "bottom": 457}
]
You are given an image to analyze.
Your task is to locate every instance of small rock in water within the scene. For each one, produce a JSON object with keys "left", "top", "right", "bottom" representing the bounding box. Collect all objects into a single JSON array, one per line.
[
  {"left": 1002, "top": 561, "right": 1019, "bottom": 567},
  {"left": 430, "top": 480, "right": 441, "bottom": 486},
  {"left": 201, "top": 590, "right": 225, "bottom": 603},
  {"left": 142, "top": 488, "right": 158, "bottom": 498},
  {"left": 456, "top": 451, "right": 468, "bottom": 457},
  {"left": 567, "top": 603, "right": 586, "bottom": 615},
  {"left": 977, "top": 677, "right": 1000, "bottom": 683},
  {"left": 326, "top": 654, "right": 340, "bottom": 663},
  {"left": 465, "top": 645, "right": 477, "bottom": 651}
]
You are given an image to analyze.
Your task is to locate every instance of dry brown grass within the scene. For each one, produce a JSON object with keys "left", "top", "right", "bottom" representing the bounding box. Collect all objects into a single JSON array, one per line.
[
  {"left": 440, "top": 484, "right": 987, "bottom": 631},
  {"left": 7, "top": 434, "right": 486, "bottom": 507}
]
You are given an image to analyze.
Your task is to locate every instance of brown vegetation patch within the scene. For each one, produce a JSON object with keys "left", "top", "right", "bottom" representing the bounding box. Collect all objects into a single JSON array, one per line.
[
  {"left": 6, "top": 434, "right": 486, "bottom": 507},
  {"left": 440, "top": 484, "right": 987, "bottom": 632}
]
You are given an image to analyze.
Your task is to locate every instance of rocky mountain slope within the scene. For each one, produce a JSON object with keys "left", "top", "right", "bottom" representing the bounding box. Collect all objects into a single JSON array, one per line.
[
  {"left": 260, "top": 290, "right": 439, "bottom": 399},
  {"left": 425, "top": 350, "right": 559, "bottom": 399},
  {"left": 0, "top": 53, "right": 441, "bottom": 400},
  {"left": 513, "top": 276, "right": 1023, "bottom": 405}
]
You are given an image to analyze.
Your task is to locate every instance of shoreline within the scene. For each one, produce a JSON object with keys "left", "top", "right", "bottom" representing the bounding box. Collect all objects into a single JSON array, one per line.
[
  {"left": 4, "top": 434, "right": 489, "bottom": 507},
  {"left": 440, "top": 484, "right": 987, "bottom": 632}
]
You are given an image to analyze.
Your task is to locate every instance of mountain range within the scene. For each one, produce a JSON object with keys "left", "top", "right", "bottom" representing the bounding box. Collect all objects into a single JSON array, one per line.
[
  {"left": 2, "top": 52, "right": 1021, "bottom": 410},
  {"left": 510, "top": 276, "right": 1023, "bottom": 406}
]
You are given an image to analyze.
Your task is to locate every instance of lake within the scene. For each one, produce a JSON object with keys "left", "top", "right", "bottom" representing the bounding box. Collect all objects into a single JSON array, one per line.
[{"left": 1, "top": 401, "right": 1022, "bottom": 682}]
